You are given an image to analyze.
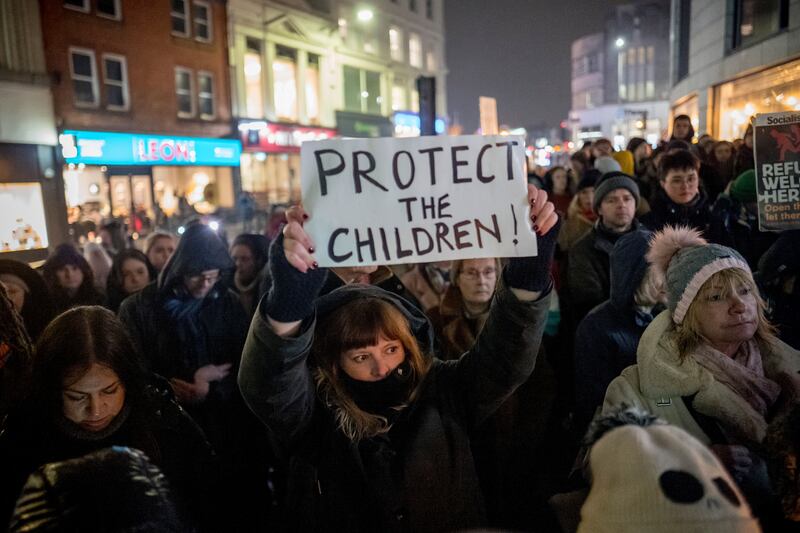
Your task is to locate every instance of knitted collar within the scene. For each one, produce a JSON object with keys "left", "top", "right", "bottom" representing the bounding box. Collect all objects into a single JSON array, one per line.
[{"left": 54, "top": 401, "right": 132, "bottom": 442}]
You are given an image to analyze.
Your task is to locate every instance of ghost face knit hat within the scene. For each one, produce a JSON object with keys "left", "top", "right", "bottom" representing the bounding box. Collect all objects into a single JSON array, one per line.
[
  {"left": 646, "top": 226, "right": 751, "bottom": 324},
  {"left": 579, "top": 423, "right": 759, "bottom": 533}
]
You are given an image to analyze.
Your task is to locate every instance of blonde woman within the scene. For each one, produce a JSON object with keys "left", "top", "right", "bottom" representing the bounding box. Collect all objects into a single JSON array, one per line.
[{"left": 603, "top": 226, "right": 800, "bottom": 524}]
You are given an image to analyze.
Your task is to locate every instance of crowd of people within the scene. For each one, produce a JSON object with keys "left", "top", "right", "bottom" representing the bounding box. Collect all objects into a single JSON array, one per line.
[{"left": 0, "top": 115, "right": 799, "bottom": 532}]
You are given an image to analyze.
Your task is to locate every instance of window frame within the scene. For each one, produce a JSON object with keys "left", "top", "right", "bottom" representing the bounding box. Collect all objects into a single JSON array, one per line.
[
  {"left": 192, "top": 0, "right": 213, "bottom": 43},
  {"left": 425, "top": 0, "right": 434, "bottom": 20},
  {"left": 63, "top": 0, "right": 90, "bottom": 14},
  {"left": 175, "top": 66, "right": 196, "bottom": 118},
  {"left": 389, "top": 26, "right": 404, "bottom": 62},
  {"left": 101, "top": 53, "right": 130, "bottom": 111},
  {"left": 408, "top": 32, "right": 422, "bottom": 68},
  {"left": 197, "top": 70, "right": 216, "bottom": 120},
  {"left": 171, "top": 0, "right": 191, "bottom": 38},
  {"left": 96, "top": 0, "right": 122, "bottom": 21},
  {"left": 69, "top": 46, "right": 99, "bottom": 108}
]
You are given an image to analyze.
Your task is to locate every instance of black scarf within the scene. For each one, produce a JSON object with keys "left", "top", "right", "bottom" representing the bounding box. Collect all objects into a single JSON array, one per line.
[{"left": 340, "top": 360, "right": 414, "bottom": 418}]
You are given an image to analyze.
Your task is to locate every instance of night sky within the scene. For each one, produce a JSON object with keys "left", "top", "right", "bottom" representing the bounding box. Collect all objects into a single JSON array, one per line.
[{"left": 445, "top": 0, "right": 629, "bottom": 133}]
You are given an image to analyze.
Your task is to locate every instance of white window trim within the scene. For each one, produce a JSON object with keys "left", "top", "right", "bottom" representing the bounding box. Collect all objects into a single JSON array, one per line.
[
  {"left": 63, "top": 0, "right": 90, "bottom": 14},
  {"left": 171, "top": 0, "right": 191, "bottom": 37},
  {"left": 69, "top": 46, "right": 99, "bottom": 108},
  {"left": 193, "top": 0, "right": 213, "bottom": 43},
  {"left": 197, "top": 70, "right": 216, "bottom": 120},
  {"left": 96, "top": 0, "right": 122, "bottom": 21},
  {"left": 175, "top": 66, "right": 195, "bottom": 118},
  {"left": 102, "top": 53, "right": 129, "bottom": 111}
]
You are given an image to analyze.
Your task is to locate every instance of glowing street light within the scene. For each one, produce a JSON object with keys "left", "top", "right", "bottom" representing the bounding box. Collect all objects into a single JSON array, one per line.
[
  {"left": 615, "top": 37, "right": 625, "bottom": 48},
  {"left": 357, "top": 8, "right": 373, "bottom": 22}
]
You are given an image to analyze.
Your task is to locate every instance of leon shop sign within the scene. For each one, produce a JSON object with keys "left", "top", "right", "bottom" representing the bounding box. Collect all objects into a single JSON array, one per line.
[{"left": 300, "top": 135, "right": 537, "bottom": 267}]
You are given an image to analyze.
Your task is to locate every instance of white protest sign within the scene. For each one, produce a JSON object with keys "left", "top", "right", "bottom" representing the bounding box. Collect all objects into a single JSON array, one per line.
[{"left": 300, "top": 134, "right": 536, "bottom": 267}]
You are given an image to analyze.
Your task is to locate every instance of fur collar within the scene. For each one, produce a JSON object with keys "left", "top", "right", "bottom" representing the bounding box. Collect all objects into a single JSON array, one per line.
[{"left": 636, "top": 311, "right": 800, "bottom": 443}]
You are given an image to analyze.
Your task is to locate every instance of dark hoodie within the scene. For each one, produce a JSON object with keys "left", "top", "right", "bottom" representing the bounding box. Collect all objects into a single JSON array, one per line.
[
  {"left": 573, "top": 230, "right": 658, "bottom": 433},
  {"left": 239, "top": 281, "right": 549, "bottom": 533},
  {"left": 42, "top": 244, "right": 103, "bottom": 314},
  {"left": 640, "top": 186, "right": 711, "bottom": 233},
  {"left": 0, "top": 259, "right": 54, "bottom": 340},
  {"left": 118, "top": 224, "right": 249, "bottom": 445}
]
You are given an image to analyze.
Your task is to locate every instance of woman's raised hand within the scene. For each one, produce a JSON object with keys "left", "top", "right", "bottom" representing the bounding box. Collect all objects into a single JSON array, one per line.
[
  {"left": 527, "top": 184, "right": 559, "bottom": 236},
  {"left": 282, "top": 205, "right": 317, "bottom": 273}
]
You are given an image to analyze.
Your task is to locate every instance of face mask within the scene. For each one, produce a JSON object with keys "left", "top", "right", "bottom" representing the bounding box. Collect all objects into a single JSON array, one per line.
[{"left": 340, "top": 359, "right": 414, "bottom": 415}]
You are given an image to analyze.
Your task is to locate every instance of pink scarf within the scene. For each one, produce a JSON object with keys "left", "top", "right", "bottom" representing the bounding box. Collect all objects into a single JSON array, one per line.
[{"left": 692, "top": 340, "right": 781, "bottom": 417}]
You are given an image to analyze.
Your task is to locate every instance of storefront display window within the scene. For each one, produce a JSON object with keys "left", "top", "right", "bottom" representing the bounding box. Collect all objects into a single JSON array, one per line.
[
  {"left": 715, "top": 58, "right": 800, "bottom": 140},
  {"left": 240, "top": 152, "right": 301, "bottom": 207},
  {"left": 0, "top": 183, "right": 49, "bottom": 253}
]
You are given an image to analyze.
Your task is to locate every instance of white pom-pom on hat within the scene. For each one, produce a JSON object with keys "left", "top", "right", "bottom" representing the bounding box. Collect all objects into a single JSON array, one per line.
[{"left": 646, "top": 225, "right": 707, "bottom": 279}]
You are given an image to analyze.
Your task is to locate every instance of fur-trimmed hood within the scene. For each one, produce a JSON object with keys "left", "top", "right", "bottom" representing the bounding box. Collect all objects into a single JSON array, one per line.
[{"left": 636, "top": 311, "right": 800, "bottom": 444}]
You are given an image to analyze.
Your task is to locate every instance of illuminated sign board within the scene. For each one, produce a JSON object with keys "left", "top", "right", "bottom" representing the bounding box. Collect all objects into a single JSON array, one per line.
[
  {"left": 238, "top": 121, "right": 338, "bottom": 153},
  {"left": 392, "top": 111, "right": 446, "bottom": 137},
  {"left": 59, "top": 130, "right": 242, "bottom": 166}
]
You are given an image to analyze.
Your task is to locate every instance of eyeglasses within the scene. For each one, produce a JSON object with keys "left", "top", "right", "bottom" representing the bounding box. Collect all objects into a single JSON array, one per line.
[
  {"left": 185, "top": 272, "right": 220, "bottom": 285},
  {"left": 461, "top": 268, "right": 497, "bottom": 281}
]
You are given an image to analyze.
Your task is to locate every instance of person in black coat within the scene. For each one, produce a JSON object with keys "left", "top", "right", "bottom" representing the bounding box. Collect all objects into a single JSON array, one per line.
[
  {"left": 42, "top": 243, "right": 104, "bottom": 314},
  {"left": 707, "top": 170, "right": 778, "bottom": 269},
  {"left": 573, "top": 230, "right": 665, "bottom": 434},
  {"left": 0, "top": 284, "right": 32, "bottom": 422},
  {"left": 229, "top": 233, "right": 271, "bottom": 318},
  {"left": 105, "top": 249, "right": 157, "bottom": 313},
  {"left": 0, "top": 259, "right": 54, "bottom": 340},
  {"left": 757, "top": 230, "right": 800, "bottom": 351},
  {"left": 118, "top": 223, "right": 272, "bottom": 530},
  {"left": 238, "top": 188, "right": 559, "bottom": 532},
  {"left": 0, "top": 306, "right": 216, "bottom": 529},
  {"left": 641, "top": 149, "right": 711, "bottom": 233}
]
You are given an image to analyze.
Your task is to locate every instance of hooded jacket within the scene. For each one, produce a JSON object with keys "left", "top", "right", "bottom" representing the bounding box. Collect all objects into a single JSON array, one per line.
[
  {"left": 640, "top": 187, "right": 711, "bottom": 233},
  {"left": 239, "top": 282, "right": 549, "bottom": 533},
  {"left": 574, "top": 230, "right": 656, "bottom": 431},
  {"left": 118, "top": 225, "right": 249, "bottom": 447}
]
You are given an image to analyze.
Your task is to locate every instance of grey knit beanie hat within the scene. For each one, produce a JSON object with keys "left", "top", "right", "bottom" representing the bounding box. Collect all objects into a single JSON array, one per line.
[
  {"left": 646, "top": 226, "right": 751, "bottom": 324},
  {"left": 593, "top": 172, "right": 641, "bottom": 213}
]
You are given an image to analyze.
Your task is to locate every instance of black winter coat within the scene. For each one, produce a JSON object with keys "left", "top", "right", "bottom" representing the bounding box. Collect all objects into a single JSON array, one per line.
[
  {"left": 0, "top": 378, "right": 217, "bottom": 528},
  {"left": 707, "top": 194, "right": 778, "bottom": 270},
  {"left": 573, "top": 230, "right": 657, "bottom": 432},
  {"left": 239, "top": 282, "right": 549, "bottom": 533},
  {"left": 566, "top": 220, "right": 640, "bottom": 322},
  {"left": 640, "top": 187, "right": 711, "bottom": 233},
  {"left": 118, "top": 226, "right": 249, "bottom": 450}
]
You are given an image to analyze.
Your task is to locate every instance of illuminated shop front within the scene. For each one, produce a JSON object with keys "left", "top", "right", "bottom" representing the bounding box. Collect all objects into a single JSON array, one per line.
[
  {"left": 392, "top": 111, "right": 446, "bottom": 137},
  {"left": 59, "top": 130, "right": 241, "bottom": 236},
  {"left": 237, "top": 120, "right": 337, "bottom": 207},
  {"left": 715, "top": 57, "right": 800, "bottom": 141}
]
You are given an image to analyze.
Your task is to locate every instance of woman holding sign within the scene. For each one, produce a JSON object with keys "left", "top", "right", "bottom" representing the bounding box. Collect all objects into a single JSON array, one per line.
[{"left": 239, "top": 186, "right": 559, "bottom": 532}]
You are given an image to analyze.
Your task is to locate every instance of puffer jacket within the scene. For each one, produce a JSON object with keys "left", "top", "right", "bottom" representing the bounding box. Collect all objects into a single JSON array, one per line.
[
  {"left": 239, "top": 282, "right": 549, "bottom": 533},
  {"left": 573, "top": 230, "right": 656, "bottom": 432}
]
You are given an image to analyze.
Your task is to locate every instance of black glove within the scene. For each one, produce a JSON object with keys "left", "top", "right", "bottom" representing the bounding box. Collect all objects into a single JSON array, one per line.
[
  {"left": 264, "top": 231, "right": 328, "bottom": 322},
  {"left": 504, "top": 219, "right": 562, "bottom": 293}
]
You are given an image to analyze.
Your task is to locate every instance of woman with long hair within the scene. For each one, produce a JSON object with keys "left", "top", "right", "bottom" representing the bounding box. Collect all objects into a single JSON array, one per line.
[
  {"left": 239, "top": 186, "right": 560, "bottom": 531},
  {"left": 42, "top": 244, "right": 103, "bottom": 313},
  {"left": 105, "top": 248, "right": 157, "bottom": 312},
  {"left": 0, "top": 306, "right": 217, "bottom": 528}
]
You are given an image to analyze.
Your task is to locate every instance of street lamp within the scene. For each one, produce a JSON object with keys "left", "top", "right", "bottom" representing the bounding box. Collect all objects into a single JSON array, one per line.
[
  {"left": 357, "top": 8, "right": 373, "bottom": 22},
  {"left": 615, "top": 37, "right": 625, "bottom": 48}
]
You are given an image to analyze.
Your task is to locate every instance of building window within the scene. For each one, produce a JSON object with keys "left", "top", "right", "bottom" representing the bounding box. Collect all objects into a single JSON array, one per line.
[
  {"left": 97, "top": 0, "right": 121, "bottom": 20},
  {"left": 64, "top": 0, "right": 90, "bottom": 13},
  {"left": 198, "top": 71, "right": 215, "bottom": 119},
  {"left": 102, "top": 54, "right": 128, "bottom": 110},
  {"left": 426, "top": 50, "right": 437, "bottom": 72},
  {"left": 171, "top": 0, "right": 190, "bottom": 36},
  {"left": 343, "top": 65, "right": 383, "bottom": 115},
  {"left": 617, "top": 51, "right": 626, "bottom": 101},
  {"left": 675, "top": 0, "right": 691, "bottom": 82},
  {"left": 731, "top": 0, "right": 789, "bottom": 50},
  {"left": 273, "top": 46, "right": 298, "bottom": 121},
  {"left": 409, "top": 0, "right": 417, "bottom": 13},
  {"left": 392, "top": 78, "right": 406, "bottom": 111},
  {"left": 69, "top": 47, "right": 99, "bottom": 107},
  {"left": 175, "top": 67, "right": 195, "bottom": 117},
  {"left": 426, "top": 0, "right": 434, "bottom": 20},
  {"left": 193, "top": 0, "right": 212, "bottom": 42},
  {"left": 306, "top": 54, "right": 321, "bottom": 123},
  {"left": 244, "top": 38, "right": 264, "bottom": 118},
  {"left": 389, "top": 26, "right": 403, "bottom": 62},
  {"left": 409, "top": 33, "right": 422, "bottom": 68}
]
